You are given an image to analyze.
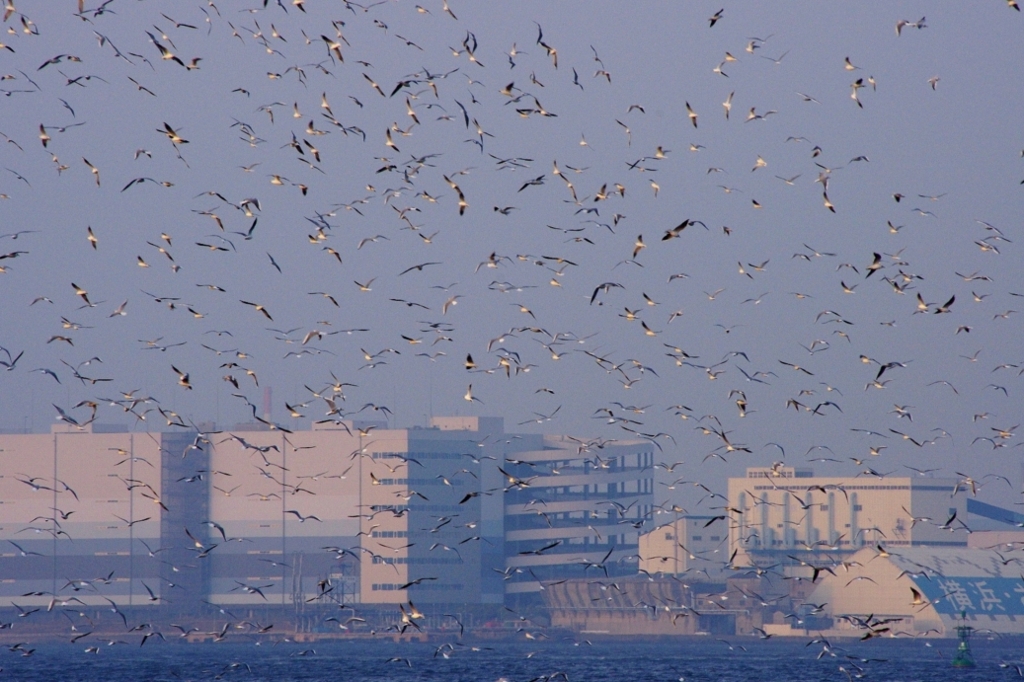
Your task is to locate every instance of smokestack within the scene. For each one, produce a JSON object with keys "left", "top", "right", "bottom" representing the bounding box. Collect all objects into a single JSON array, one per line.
[{"left": 263, "top": 386, "right": 272, "bottom": 422}]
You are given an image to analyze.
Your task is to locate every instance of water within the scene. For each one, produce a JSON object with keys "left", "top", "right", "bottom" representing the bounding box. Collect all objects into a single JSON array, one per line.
[{"left": 0, "top": 638, "right": 1020, "bottom": 681}]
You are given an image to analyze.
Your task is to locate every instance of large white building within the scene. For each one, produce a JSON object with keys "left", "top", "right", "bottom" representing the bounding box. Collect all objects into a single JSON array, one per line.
[
  {"left": 727, "top": 467, "right": 969, "bottom": 568},
  {"left": 0, "top": 424, "right": 194, "bottom": 610},
  {"left": 187, "top": 415, "right": 519, "bottom": 607},
  {"left": 0, "top": 416, "right": 652, "bottom": 614}
]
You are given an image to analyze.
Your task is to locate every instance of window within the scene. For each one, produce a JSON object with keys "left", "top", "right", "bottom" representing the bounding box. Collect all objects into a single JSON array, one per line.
[
  {"left": 664, "top": 533, "right": 673, "bottom": 540},
  {"left": 692, "top": 535, "right": 702, "bottom": 541}
]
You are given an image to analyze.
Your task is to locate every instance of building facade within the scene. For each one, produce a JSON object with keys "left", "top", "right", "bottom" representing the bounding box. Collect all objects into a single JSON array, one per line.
[
  {"left": 503, "top": 435, "right": 654, "bottom": 597},
  {"left": 0, "top": 416, "right": 652, "bottom": 615},
  {"left": 638, "top": 516, "right": 729, "bottom": 581},
  {"left": 727, "top": 467, "right": 969, "bottom": 568},
  {"left": 0, "top": 424, "right": 191, "bottom": 610}
]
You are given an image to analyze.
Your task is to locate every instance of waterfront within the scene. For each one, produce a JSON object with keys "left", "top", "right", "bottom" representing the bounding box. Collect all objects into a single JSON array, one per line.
[{"left": 0, "top": 638, "right": 1020, "bottom": 681}]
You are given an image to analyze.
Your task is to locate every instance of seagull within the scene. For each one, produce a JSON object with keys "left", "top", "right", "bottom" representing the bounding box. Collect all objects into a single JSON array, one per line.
[
  {"left": 171, "top": 365, "right": 192, "bottom": 390},
  {"left": 240, "top": 300, "right": 272, "bottom": 320},
  {"left": 8, "top": 540, "right": 43, "bottom": 556},
  {"left": 82, "top": 158, "right": 100, "bottom": 186},
  {"left": 896, "top": 17, "right": 926, "bottom": 36},
  {"left": 398, "top": 261, "right": 442, "bottom": 276},
  {"left": 285, "top": 510, "right": 322, "bottom": 523}
]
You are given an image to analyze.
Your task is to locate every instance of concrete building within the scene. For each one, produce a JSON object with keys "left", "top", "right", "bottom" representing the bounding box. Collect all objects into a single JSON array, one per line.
[
  {"left": 202, "top": 420, "right": 362, "bottom": 608},
  {"left": 0, "top": 416, "right": 651, "bottom": 614},
  {"left": 967, "top": 530, "right": 1024, "bottom": 550},
  {"left": 503, "top": 435, "right": 654, "bottom": 598},
  {"left": 200, "top": 416, "right": 512, "bottom": 607},
  {"left": 0, "top": 424, "right": 198, "bottom": 609},
  {"left": 638, "top": 516, "right": 729, "bottom": 581},
  {"left": 354, "top": 416, "right": 509, "bottom": 605},
  {"left": 542, "top": 578, "right": 707, "bottom": 635},
  {"left": 727, "top": 467, "right": 969, "bottom": 568}
]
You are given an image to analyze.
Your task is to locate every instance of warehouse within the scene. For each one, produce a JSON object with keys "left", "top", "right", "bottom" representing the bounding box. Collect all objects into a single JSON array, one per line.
[
  {"left": 0, "top": 416, "right": 652, "bottom": 613},
  {"left": 727, "top": 466, "right": 969, "bottom": 569},
  {"left": 0, "top": 424, "right": 186, "bottom": 610}
]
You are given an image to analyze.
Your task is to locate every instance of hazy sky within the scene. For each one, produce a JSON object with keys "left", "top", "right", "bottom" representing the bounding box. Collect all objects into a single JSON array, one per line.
[{"left": 1, "top": 1, "right": 1022, "bottom": 511}]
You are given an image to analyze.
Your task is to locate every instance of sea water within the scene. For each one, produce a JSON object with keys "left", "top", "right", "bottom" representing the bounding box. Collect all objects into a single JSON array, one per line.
[{"left": 0, "top": 637, "right": 1019, "bottom": 681}]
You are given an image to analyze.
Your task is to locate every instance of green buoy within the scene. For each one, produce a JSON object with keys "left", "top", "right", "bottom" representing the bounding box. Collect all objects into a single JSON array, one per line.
[{"left": 952, "top": 610, "right": 975, "bottom": 668}]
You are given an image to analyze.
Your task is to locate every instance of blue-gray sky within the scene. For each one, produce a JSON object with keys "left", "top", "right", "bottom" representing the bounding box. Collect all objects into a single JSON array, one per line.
[{"left": 1, "top": 1, "right": 1022, "bottom": 511}]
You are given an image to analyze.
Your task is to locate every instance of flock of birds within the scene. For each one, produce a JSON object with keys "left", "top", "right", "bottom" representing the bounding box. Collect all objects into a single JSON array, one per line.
[{"left": 1, "top": 0, "right": 1024, "bottom": 676}]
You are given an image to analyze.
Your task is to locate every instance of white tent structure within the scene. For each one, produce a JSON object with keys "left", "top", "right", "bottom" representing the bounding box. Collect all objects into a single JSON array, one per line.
[{"left": 805, "top": 547, "right": 1024, "bottom": 636}]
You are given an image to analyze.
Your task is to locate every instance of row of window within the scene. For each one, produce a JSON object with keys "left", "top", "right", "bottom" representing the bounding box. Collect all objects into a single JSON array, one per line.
[
  {"left": 374, "top": 478, "right": 466, "bottom": 487},
  {"left": 372, "top": 582, "right": 464, "bottom": 591},
  {"left": 373, "top": 452, "right": 464, "bottom": 460},
  {"left": 371, "top": 556, "right": 464, "bottom": 565},
  {"left": 370, "top": 505, "right": 408, "bottom": 513},
  {"left": 752, "top": 484, "right": 911, "bottom": 492}
]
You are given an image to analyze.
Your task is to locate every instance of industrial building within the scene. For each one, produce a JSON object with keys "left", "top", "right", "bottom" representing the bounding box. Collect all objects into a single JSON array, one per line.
[
  {"left": 0, "top": 424, "right": 190, "bottom": 610},
  {"left": 542, "top": 574, "right": 786, "bottom": 637},
  {"left": 0, "top": 417, "right": 652, "bottom": 616},
  {"left": 638, "top": 516, "right": 730, "bottom": 581},
  {"left": 727, "top": 466, "right": 969, "bottom": 568},
  {"left": 502, "top": 435, "right": 654, "bottom": 598}
]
